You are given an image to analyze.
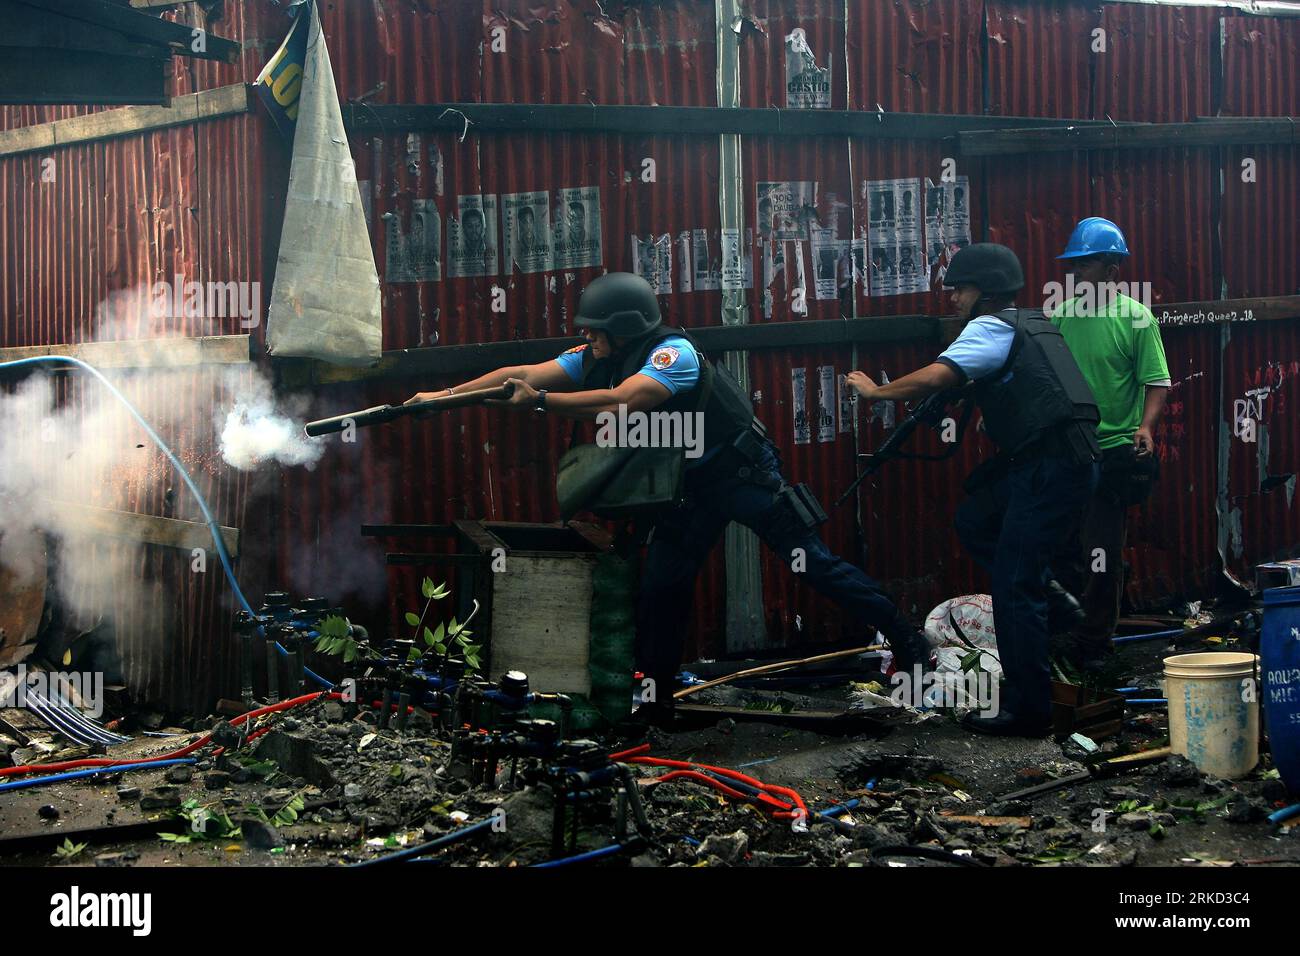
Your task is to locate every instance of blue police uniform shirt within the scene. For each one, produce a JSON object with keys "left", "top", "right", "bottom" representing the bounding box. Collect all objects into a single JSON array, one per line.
[
  {"left": 554, "top": 336, "right": 722, "bottom": 467},
  {"left": 935, "top": 313, "right": 1016, "bottom": 383},
  {"left": 554, "top": 335, "right": 702, "bottom": 392}
]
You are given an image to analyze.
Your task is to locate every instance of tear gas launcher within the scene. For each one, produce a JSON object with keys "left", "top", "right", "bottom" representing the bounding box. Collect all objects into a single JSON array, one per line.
[{"left": 304, "top": 383, "right": 515, "bottom": 437}]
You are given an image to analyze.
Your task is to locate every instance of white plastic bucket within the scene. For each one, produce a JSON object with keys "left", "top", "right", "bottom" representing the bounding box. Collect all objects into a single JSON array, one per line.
[{"left": 1164, "top": 652, "right": 1259, "bottom": 779}]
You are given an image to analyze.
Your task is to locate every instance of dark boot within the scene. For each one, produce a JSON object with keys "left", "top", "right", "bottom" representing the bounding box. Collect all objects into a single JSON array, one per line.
[
  {"left": 887, "top": 626, "right": 935, "bottom": 677},
  {"left": 1046, "top": 578, "right": 1086, "bottom": 634}
]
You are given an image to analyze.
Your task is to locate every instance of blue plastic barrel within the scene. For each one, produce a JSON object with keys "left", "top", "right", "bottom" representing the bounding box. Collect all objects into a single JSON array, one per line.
[{"left": 1262, "top": 585, "right": 1300, "bottom": 796}]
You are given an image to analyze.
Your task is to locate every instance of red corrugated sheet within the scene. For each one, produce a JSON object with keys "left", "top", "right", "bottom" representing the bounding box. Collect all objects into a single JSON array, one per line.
[{"left": 1, "top": 1, "right": 1297, "bottom": 712}]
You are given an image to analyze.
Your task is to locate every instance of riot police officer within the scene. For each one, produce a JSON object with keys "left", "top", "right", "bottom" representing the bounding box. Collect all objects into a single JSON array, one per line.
[
  {"left": 847, "top": 245, "right": 1100, "bottom": 736},
  {"left": 408, "top": 272, "right": 931, "bottom": 726}
]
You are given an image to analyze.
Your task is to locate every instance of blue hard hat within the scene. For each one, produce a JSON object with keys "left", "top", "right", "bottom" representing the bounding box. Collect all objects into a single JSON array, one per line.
[{"left": 1057, "top": 217, "right": 1130, "bottom": 259}]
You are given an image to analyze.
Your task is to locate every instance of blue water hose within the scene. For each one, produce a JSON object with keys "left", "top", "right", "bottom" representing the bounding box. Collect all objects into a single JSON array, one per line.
[
  {"left": 1112, "top": 628, "right": 1186, "bottom": 645},
  {"left": 818, "top": 798, "right": 861, "bottom": 819},
  {"left": 532, "top": 842, "right": 629, "bottom": 868},
  {"left": 0, "top": 356, "right": 333, "bottom": 690},
  {"left": 1268, "top": 803, "right": 1300, "bottom": 825},
  {"left": 349, "top": 818, "right": 495, "bottom": 867},
  {"left": 0, "top": 758, "right": 197, "bottom": 793}
]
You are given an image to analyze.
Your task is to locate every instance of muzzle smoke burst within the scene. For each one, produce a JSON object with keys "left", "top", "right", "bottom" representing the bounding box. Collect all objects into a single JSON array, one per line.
[{"left": 220, "top": 403, "right": 324, "bottom": 470}]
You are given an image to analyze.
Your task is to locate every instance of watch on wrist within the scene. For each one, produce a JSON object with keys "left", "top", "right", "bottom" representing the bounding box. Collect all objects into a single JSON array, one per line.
[{"left": 534, "top": 388, "right": 548, "bottom": 412}]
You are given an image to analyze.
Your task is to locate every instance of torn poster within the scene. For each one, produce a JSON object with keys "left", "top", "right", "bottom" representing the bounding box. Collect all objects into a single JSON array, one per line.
[
  {"left": 720, "top": 228, "right": 752, "bottom": 291},
  {"left": 552, "top": 186, "right": 602, "bottom": 270},
  {"left": 785, "top": 28, "right": 831, "bottom": 109},
  {"left": 851, "top": 238, "right": 867, "bottom": 295},
  {"left": 791, "top": 240, "right": 809, "bottom": 315},
  {"left": 816, "top": 366, "right": 836, "bottom": 442},
  {"left": 925, "top": 175, "right": 972, "bottom": 289},
  {"left": 448, "top": 194, "right": 498, "bottom": 278},
  {"left": 676, "top": 232, "right": 693, "bottom": 293},
  {"left": 265, "top": 0, "right": 381, "bottom": 365},
  {"left": 631, "top": 234, "right": 672, "bottom": 294},
  {"left": 811, "top": 226, "right": 850, "bottom": 301},
  {"left": 837, "top": 373, "right": 854, "bottom": 433},
  {"left": 792, "top": 368, "right": 811, "bottom": 445},
  {"left": 385, "top": 199, "right": 441, "bottom": 283},
  {"left": 503, "top": 191, "right": 553, "bottom": 274},
  {"left": 758, "top": 181, "right": 818, "bottom": 241},
  {"left": 692, "top": 229, "right": 721, "bottom": 291}
]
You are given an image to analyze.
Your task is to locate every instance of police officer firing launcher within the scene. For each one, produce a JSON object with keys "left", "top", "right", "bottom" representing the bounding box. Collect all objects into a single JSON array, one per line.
[
  {"left": 407, "top": 272, "right": 931, "bottom": 726},
  {"left": 848, "top": 244, "right": 1101, "bottom": 737}
]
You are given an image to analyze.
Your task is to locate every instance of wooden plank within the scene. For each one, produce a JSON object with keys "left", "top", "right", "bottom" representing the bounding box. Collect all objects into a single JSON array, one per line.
[
  {"left": 40, "top": 501, "right": 239, "bottom": 556},
  {"left": 1154, "top": 296, "right": 1300, "bottom": 327},
  {"left": 0, "top": 83, "right": 250, "bottom": 158},
  {"left": 938, "top": 814, "right": 1033, "bottom": 828},
  {"left": 0, "top": 334, "right": 252, "bottom": 369},
  {"left": 960, "top": 117, "right": 1298, "bottom": 156}
]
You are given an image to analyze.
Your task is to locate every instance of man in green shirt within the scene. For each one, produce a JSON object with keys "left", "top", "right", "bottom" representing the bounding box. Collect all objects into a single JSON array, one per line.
[{"left": 1051, "top": 218, "right": 1169, "bottom": 668}]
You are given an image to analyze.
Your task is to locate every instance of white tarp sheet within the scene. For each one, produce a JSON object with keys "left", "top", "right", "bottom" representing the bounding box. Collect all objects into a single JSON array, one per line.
[{"left": 265, "top": 3, "right": 382, "bottom": 366}]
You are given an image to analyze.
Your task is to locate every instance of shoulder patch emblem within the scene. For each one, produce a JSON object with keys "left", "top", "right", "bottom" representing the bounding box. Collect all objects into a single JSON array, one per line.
[
  {"left": 649, "top": 346, "right": 680, "bottom": 370},
  {"left": 563, "top": 344, "right": 589, "bottom": 354}
]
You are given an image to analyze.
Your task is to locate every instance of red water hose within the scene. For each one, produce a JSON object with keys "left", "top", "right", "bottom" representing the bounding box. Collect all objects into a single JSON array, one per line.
[
  {"left": 615, "top": 752, "right": 806, "bottom": 820},
  {"left": 0, "top": 691, "right": 335, "bottom": 779}
]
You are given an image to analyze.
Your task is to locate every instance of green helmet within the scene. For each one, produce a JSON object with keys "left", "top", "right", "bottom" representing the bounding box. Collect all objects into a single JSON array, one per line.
[
  {"left": 943, "top": 243, "right": 1025, "bottom": 295},
  {"left": 575, "top": 273, "right": 662, "bottom": 339}
]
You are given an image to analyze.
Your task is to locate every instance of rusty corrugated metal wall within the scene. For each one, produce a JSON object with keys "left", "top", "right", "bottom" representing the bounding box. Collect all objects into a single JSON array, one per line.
[{"left": 1, "top": 0, "right": 1297, "bottom": 712}]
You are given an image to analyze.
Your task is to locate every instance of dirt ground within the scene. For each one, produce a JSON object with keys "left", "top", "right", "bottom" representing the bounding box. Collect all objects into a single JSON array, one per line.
[{"left": 2, "top": 636, "right": 1296, "bottom": 868}]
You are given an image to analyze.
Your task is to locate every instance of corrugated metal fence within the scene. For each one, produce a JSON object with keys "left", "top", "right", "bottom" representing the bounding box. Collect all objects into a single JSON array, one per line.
[{"left": 1, "top": 0, "right": 1297, "bottom": 712}]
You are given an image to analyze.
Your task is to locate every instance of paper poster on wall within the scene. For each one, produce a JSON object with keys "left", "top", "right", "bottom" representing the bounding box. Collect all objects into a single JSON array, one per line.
[
  {"left": 631, "top": 234, "right": 672, "bottom": 294},
  {"left": 785, "top": 28, "right": 831, "bottom": 110},
  {"left": 447, "top": 195, "right": 498, "bottom": 278},
  {"left": 552, "top": 186, "right": 602, "bottom": 270},
  {"left": 811, "top": 226, "right": 850, "bottom": 301},
  {"left": 816, "top": 365, "right": 836, "bottom": 443},
  {"left": 503, "top": 191, "right": 553, "bottom": 274},
  {"left": 864, "top": 177, "right": 923, "bottom": 297},
  {"left": 757, "top": 181, "right": 818, "bottom": 240},
  {"left": 792, "top": 368, "right": 811, "bottom": 445},
  {"left": 385, "top": 198, "right": 441, "bottom": 283},
  {"left": 692, "top": 229, "right": 721, "bottom": 291}
]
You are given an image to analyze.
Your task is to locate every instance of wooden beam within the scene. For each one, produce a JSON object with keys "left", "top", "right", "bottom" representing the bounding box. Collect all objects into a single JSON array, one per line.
[
  {"left": 278, "top": 317, "right": 939, "bottom": 387},
  {"left": 41, "top": 501, "right": 239, "bottom": 556},
  {"left": 277, "top": 296, "right": 1300, "bottom": 389},
  {"left": 0, "top": 334, "right": 252, "bottom": 370},
  {"left": 1154, "top": 296, "right": 1300, "bottom": 327},
  {"left": 0, "top": 83, "right": 250, "bottom": 158},
  {"left": 960, "top": 117, "right": 1298, "bottom": 155},
  {"left": 343, "top": 103, "right": 1143, "bottom": 141},
  {"left": 14, "top": 0, "right": 240, "bottom": 63}
]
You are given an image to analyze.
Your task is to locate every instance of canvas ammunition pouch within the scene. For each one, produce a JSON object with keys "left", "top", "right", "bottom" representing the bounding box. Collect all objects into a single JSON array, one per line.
[
  {"left": 556, "top": 345, "right": 716, "bottom": 520},
  {"left": 557, "top": 444, "right": 687, "bottom": 520}
]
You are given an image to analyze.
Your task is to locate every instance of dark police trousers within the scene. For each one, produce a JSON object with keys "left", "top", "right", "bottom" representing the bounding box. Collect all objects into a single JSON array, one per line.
[
  {"left": 954, "top": 453, "right": 1098, "bottom": 725},
  {"left": 635, "top": 440, "right": 910, "bottom": 692}
]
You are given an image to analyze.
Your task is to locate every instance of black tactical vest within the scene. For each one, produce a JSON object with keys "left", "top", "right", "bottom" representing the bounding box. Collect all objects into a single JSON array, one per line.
[
  {"left": 970, "top": 308, "right": 1100, "bottom": 457},
  {"left": 579, "top": 328, "right": 755, "bottom": 453}
]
